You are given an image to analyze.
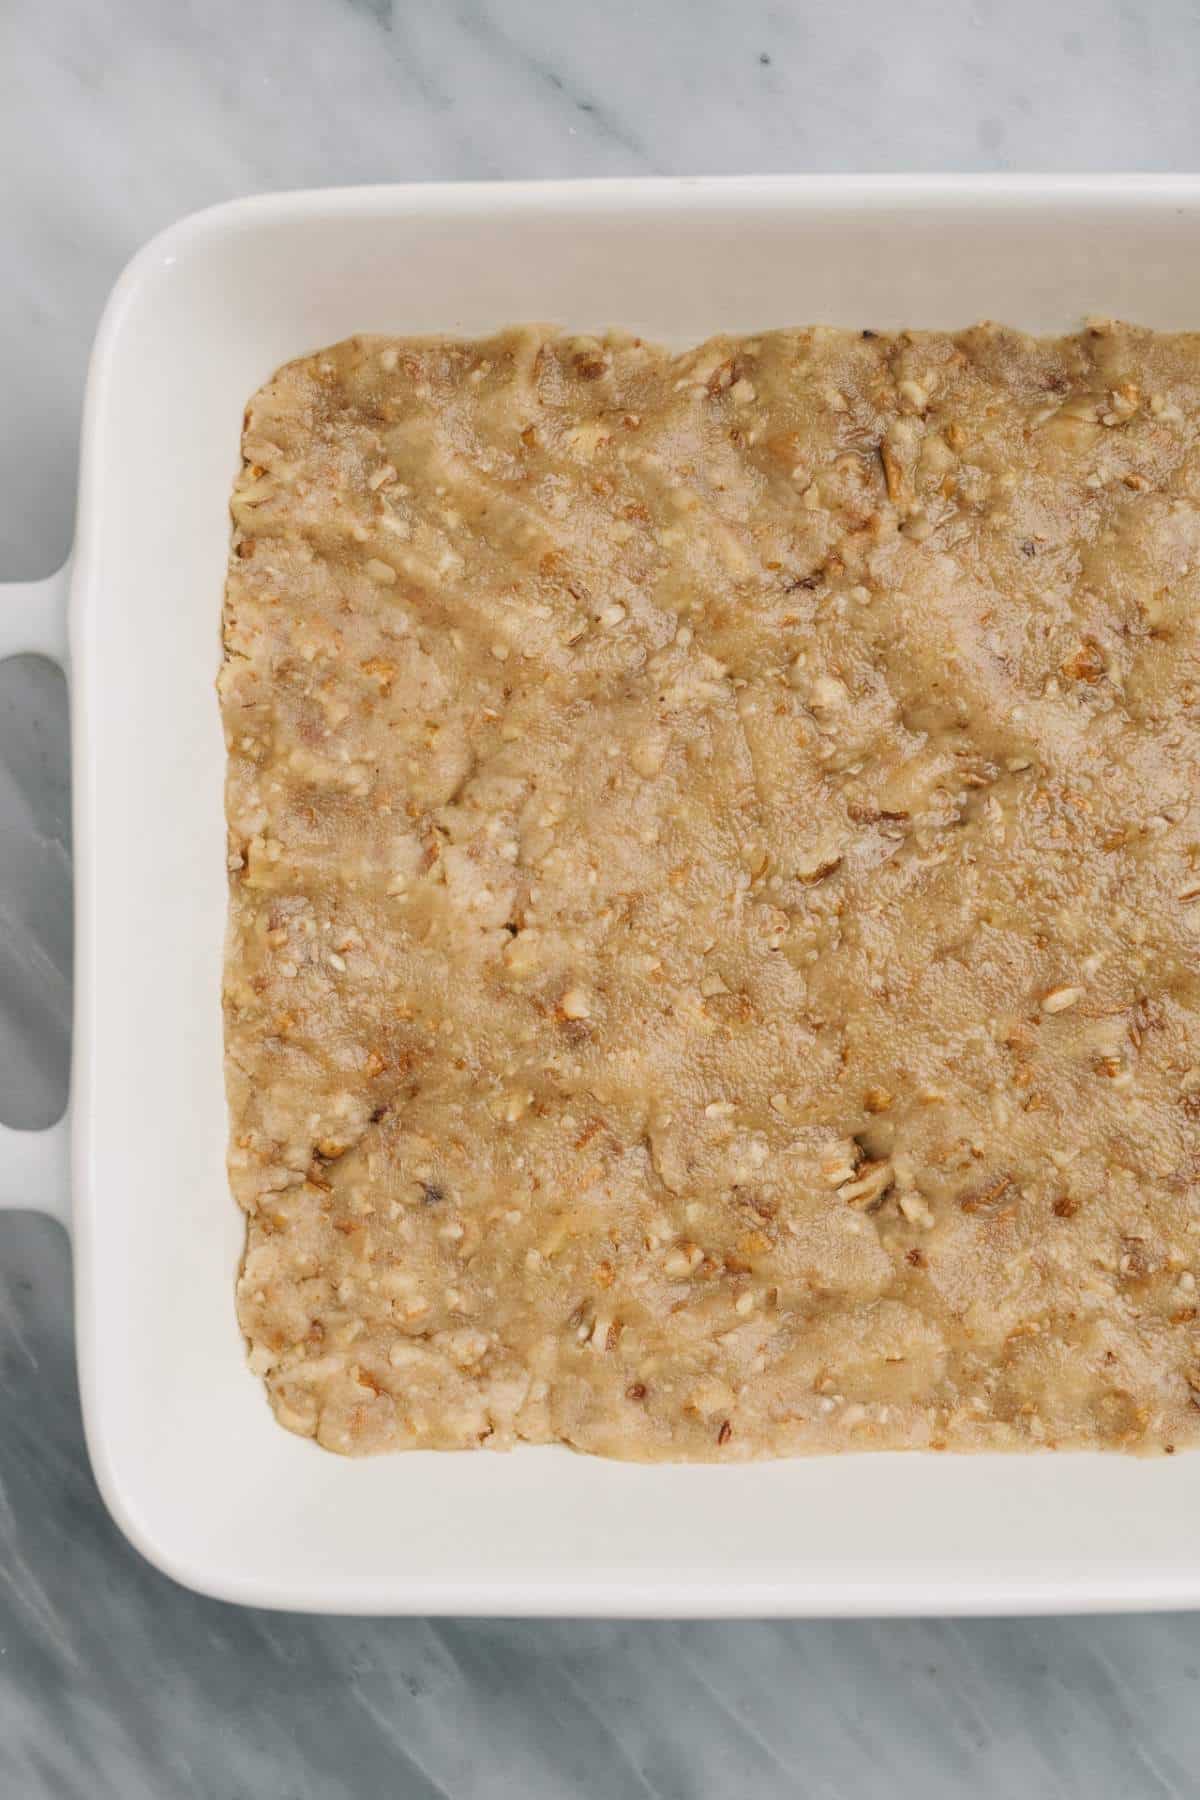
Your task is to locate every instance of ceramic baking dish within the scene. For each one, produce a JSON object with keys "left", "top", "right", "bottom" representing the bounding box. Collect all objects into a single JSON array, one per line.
[{"left": 4, "top": 175, "right": 1200, "bottom": 1616}]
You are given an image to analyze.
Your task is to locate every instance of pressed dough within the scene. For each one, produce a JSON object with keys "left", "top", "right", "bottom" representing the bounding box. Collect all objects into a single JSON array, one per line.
[{"left": 221, "top": 321, "right": 1200, "bottom": 1457}]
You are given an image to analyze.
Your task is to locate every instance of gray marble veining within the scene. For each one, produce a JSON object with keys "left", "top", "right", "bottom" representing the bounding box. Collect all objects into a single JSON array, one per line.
[{"left": 5, "top": 1, "right": 1200, "bottom": 1794}]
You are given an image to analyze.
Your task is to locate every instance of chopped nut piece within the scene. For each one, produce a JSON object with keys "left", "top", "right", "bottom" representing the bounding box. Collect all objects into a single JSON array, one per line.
[
  {"left": 839, "top": 1160, "right": 894, "bottom": 1208},
  {"left": 1061, "top": 641, "right": 1106, "bottom": 683},
  {"left": 898, "top": 1191, "right": 935, "bottom": 1228},
  {"left": 821, "top": 1144, "right": 859, "bottom": 1187},
  {"left": 879, "top": 440, "right": 906, "bottom": 503},
  {"left": 1041, "top": 985, "right": 1084, "bottom": 1014},
  {"left": 664, "top": 1242, "right": 704, "bottom": 1279}
]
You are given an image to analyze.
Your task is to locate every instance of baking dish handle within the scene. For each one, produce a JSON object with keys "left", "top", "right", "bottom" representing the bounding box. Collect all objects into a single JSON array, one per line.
[
  {"left": 0, "top": 1114, "right": 70, "bottom": 1230},
  {"left": 0, "top": 563, "right": 69, "bottom": 666},
  {"left": 0, "top": 562, "right": 70, "bottom": 1230}
]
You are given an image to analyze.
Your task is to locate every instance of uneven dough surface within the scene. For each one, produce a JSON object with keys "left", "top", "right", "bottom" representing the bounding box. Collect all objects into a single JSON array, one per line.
[{"left": 221, "top": 321, "right": 1200, "bottom": 1457}]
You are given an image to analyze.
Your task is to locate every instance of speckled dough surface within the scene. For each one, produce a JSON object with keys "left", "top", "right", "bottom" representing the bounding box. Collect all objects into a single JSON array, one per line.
[{"left": 221, "top": 321, "right": 1200, "bottom": 1458}]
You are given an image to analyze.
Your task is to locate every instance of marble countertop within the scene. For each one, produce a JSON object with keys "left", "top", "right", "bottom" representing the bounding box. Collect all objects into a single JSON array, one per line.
[{"left": 4, "top": 1, "right": 1200, "bottom": 1793}]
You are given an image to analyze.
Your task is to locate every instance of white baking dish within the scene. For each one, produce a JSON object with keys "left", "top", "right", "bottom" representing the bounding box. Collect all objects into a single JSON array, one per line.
[{"left": 4, "top": 174, "right": 1200, "bottom": 1616}]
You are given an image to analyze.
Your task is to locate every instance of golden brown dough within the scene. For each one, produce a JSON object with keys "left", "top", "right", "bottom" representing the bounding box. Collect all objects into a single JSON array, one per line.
[{"left": 221, "top": 321, "right": 1200, "bottom": 1457}]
